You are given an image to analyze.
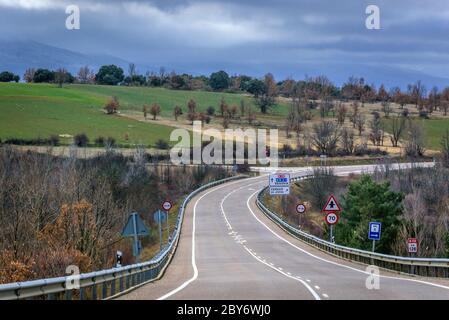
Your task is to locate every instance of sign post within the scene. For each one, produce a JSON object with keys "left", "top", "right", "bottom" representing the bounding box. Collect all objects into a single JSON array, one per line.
[
  {"left": 296, "top": 203, "right": 306, "bottom": 227},
  {"left": 322, "top": 195, "right": 341, "bottom": 243},
  {"left": 122, "top": 212, "right": 150, "bottom": 263},
  {"left": 162, "top": 201, "right": 173, "bottom": 244},
  {"left": 153, "top": 210, "right": 168, "bottom": 251},
  {"left": 325, "top": 212, "right": 339, "bottom": 242},
  {"left": 408, "top": 238, "right": 418, "bottom": 274},
  {"left": 368, "top": 222, "right": 382, "bottom": 252}
]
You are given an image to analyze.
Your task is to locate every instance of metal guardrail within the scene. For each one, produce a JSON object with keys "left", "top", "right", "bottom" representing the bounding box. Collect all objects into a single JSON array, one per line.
[
  {"left": 257, "top": 175, "right": 449, "bottom": 278},
  {"left": 0, "top": 175, "right": 247, "bottom": 300}
]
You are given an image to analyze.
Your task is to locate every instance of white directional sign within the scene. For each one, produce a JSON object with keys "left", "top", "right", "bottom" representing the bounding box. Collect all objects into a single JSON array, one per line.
[
  {"left": 408, "top": 238, "right": 418, "bottom": 253},
  {"left": 296, "top": 203, "right": 306, "bottom": 214},
  {"left": 322, "top": 195, "right": 341, "bottom": 212},
  {"left": 269, "top": 186, "right": 290, "bottom": 195},
  {"left": 269, "top": 174, "right": 290, "bottom": 187},
  {"left": 325, "top": 212, "right": 339, "bottom": 225}
]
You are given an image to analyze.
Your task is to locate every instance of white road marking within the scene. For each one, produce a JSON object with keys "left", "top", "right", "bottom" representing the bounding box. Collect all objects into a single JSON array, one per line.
[
  {"left": 244, "top": 247, "right": 321, "bottom": 300},
  {"left": 245, "top": 189, "right": 449, "bottom": 292},
  {"left": 157, "top": 177, "right": 263, "bottom": 300},
  {"left": 323, "top": 294, "right": 329, "bottom": 298},
  {"left": 219, "top": 180, "right": 321, "bottom": 300},
  {"left": 315, "top": 286, "right": 320, "bottom": 290}
]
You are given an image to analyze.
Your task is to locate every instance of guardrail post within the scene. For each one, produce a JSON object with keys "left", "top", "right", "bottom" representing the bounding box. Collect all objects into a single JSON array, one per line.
[
  {"left": 126, "top": 274, "right": 130, "bottom": 289},
  {"left": 92, "top": 283, "right": 97, "bottom": 300},
  {"left": 111, "top": 278, "right": 116, "bottom": 296},
  {"left": 119, "top": 275, "right": 124, "bottom": 293},
  {"left": 65, "top": 289, "right": 72, "bottom": 301},
  {"left": 102, "top": 281, "right": 107, "bottom": 299}
]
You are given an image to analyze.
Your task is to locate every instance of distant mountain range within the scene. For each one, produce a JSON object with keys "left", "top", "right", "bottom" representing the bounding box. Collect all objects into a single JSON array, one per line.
[
  {"left": 0, "top": 40, "right": 448, "bottom": 90},
  {"left": 0, "top": 40, "right": 129, "bottom": 77}
]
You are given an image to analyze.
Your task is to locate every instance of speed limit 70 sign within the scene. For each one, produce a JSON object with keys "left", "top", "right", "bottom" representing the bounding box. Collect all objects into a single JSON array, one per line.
[{"left": 325, "top": 212, "right": 339, "bottom": 225}]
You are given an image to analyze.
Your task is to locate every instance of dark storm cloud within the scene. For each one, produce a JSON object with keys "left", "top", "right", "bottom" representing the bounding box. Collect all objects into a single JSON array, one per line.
[{"left": 0, "top": 0, "right": 449, "bottom": 85}]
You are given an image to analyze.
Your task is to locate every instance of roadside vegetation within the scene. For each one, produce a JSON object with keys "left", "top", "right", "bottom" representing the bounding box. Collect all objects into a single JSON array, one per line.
[
  {"left": 0, "top": 146, "right": 232, "bottom": 284},
  {"left": 263, "top": 156, "right": 449, "bottom": 257}
]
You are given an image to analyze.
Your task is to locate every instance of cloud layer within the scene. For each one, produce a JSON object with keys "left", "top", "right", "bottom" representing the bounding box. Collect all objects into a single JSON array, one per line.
[{"left": 1, "top": 0, "right": 449, "bottom": 86}]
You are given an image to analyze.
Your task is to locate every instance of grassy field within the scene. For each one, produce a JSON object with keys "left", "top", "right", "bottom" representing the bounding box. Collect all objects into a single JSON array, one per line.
[
  {"left": 0, "top": 83, "right": 291, "bottom": 147},
  {"left": 383, "top": 117, "right": 449, "bottom": 150}
]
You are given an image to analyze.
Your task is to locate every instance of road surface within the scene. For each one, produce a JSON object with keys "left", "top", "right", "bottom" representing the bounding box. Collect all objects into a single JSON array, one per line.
[{"left": 119, "top": 164, "right": 449, "bottom": 300}]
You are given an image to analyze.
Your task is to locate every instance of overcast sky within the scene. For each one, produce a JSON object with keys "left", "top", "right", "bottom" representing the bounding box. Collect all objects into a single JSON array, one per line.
[{"left": 1, "top": 0, "right": 449, "bottom": 86}]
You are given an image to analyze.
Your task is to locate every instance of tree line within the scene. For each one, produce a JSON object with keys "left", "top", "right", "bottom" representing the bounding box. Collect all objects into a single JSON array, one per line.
[{"left": 2, "top": 64, "right": 448, "bottom": 116}]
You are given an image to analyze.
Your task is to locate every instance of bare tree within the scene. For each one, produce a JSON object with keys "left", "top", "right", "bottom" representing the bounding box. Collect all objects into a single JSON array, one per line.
[
  {"left": 390, "top": 114, "right": 406, "bottom": 147},
  {"left": 23, "top": 68, "right": 36, "bottom": 83},
  {"left": 142, "top": 105, "right": 148, "bottom": 120},
  {"left": 408, "top": 81, "right": 427, "bottom": 109},
  {"left": 404, "top": 120, "right": 426, "bottom": 157},
  {"left": 355, "top": 114, "right": 366, "bottom": 136},
  {"left": 255, "top": 73, "right": 278, "bottom": 114},
  {"left": 341, "top": 128, "right": 355, "bottom": 155},
  {"left": 150, "top": 103, "right": 161, "bottom": 120},
  {"left": 350, "top": 101, "right": 360, "bottom": 128},
  {"left": 369, "top": 115, "right": 384, "bottom": 146},
  {"left": 381, "top": 101, "right": 392, "bottom": 118},
  {"left": 246, "top": 105, "right": 256, "bottom": 125},
  {"left": 55, "top": 68, "right": 69, "bottom": 88},
  {"left": 128, "top": 63, "right": 136, "bottom": 78},
  {"left": 77, "top": 66, "right": 94, "bottom": 84},
  {"left": 311, "top": 121, "right": 341, "bottom": 155},
  {"left": 397, "top": 190, "right": 428, "bottom": 256},
  {"left": 440, "top": 87, "right": 449, "bottom": 116},
  {"left": 173, "top": 105, "right": 182, "bottom": 121},
  {"left": 336, "top": 102, "right": 347, "bottom": 126}
]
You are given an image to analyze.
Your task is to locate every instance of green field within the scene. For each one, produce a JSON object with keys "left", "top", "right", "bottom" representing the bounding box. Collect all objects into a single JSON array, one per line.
[
  {"left": 383, "top": 117, "right": 449, "bottom": 150},
  {"left": 0, "top": 83, "right": 288, "bottom": 147}
]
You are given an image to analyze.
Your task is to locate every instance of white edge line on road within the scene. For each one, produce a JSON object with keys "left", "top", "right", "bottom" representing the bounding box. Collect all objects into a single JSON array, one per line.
[
  {"left": 246, "top": 189, "right": 449, "bottom": 292},
  {"left": 219, "top": 180, "right": 321, "bottom": 300},
  {"left": 157, "top": 176, "right": 266, "bottom": 300}
]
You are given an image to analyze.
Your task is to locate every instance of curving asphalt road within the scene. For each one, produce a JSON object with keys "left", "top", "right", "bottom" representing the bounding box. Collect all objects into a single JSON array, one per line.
[{"left": 119, "top": 164, "right": 449, "bottom": 300}]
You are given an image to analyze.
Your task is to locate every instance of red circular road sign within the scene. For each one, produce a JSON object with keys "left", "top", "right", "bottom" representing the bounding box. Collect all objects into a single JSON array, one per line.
[
  {"left": 296, "top": 203, "right": 306, "bottom": 214},
  {"left": 162, "top": 201, "right": 173, "bottom": 211},
  {"left": 325, "top": 212, "right": 339, "bottom": 225}
]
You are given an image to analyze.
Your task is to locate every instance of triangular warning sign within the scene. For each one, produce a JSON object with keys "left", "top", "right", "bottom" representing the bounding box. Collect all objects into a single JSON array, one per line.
[
  {"left": 322, "top": 195, "right": 341, "bottom": 212},
  {"left": 122, "top": 212, "right": 150, "bottom": 237}
]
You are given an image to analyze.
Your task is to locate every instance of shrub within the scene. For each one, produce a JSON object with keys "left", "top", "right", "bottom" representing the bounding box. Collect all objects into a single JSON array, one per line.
[
  {"left": 49, "top": 135, "right": 60, "bottom": 146},
  {"left": 419, "top": 111, "right": 429, "bottom": 119},
  {"left": 155, "top": 139, "right": 169, "bottom": 150},
  {"left": 150, "top": 103, "right": 161, "bottom": 120},
  {"left": 3, "top": 136, "right": 59, "bottom": 146},
  {"left": 104, "top": 97, "right": 119, "bottom": 115},
  {"left": 74, "top": 134, "right": 89, "bottom": 147},
  {"left": 206, "top": 106, "right": 215, "bottom": 116}
]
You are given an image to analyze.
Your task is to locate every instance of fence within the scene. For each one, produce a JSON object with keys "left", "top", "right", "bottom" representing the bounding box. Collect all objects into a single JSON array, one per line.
[
  {"left": 0, "top": 175, "right": 246, "bottom": 300},
  {"left": 257, "top": 175, "right": 449, "bottom": 278}
]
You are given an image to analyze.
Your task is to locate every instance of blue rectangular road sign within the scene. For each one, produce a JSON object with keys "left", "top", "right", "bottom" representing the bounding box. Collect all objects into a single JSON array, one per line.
[{"left": 368, "top": 222, "right": 382, "bottom": 240}]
